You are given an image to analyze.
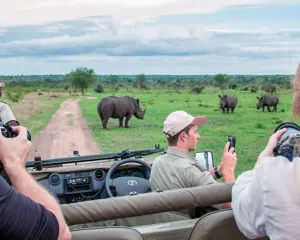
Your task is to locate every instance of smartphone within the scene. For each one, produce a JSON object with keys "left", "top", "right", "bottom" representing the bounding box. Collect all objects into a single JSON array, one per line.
[{"left": 228, "top": 136, "right": 236, "bottom": 152}]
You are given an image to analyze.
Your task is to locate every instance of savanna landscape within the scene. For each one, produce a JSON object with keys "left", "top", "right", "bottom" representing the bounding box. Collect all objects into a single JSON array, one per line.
[{"left": 2, "top": 72, "right": 298, "bottom": 176}]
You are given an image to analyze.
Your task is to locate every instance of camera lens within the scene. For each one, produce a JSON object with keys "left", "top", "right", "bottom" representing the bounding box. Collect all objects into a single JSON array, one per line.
[{"left": 274, "top": 122, "right": 300, "bottom": 143}]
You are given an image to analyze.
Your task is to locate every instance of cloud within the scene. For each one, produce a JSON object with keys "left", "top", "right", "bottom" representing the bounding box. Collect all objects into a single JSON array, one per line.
[
  {"left": 1, "top": 15, "right": 300, "bottom": 61},
  {"left": 0, "top": 28, "right": 6, "bottom": 36},
  {"left": 0, "top": 1, "right": 299, "bottom": 74},
  {"left": 0, "top": 0, "right": 294, "bottom": 27}
]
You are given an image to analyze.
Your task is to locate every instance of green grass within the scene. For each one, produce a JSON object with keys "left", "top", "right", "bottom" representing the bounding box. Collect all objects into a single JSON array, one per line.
[{"left": 79, "top": 88, "right": 299, "bottom": 176}]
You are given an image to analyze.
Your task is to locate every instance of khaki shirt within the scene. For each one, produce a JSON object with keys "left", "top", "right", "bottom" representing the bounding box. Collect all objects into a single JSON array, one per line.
[{"left": 150, "top": 147, "right": 216, "bottom": 191}]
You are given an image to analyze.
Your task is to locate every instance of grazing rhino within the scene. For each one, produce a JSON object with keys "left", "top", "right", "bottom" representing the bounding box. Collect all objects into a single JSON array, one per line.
[
  {"left": 218, "top": 95, "right": 238, "bottom": 113},
  {"left": 97, "top": 96, "right": 146, "bottom": 129},
  {"left": 257, "top": 95, "right": 279, "bottom": 112}
]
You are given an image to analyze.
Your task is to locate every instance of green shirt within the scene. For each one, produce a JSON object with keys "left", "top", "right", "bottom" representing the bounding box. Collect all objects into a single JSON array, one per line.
[{"left": 150, "top": 147, "right": 216, "bottom": 191}]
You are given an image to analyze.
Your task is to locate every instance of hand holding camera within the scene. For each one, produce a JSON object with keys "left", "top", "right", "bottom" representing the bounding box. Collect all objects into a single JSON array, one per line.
[{"left": 0, "top": 126, "right": 32, "bottom": 173}]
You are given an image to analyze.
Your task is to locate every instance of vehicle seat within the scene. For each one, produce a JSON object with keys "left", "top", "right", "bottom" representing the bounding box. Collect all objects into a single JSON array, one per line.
[
  {"left": 71, "top": 226, "right": 144, "bottom": 240},
  {"left": 188, "top": 209, "right": 268, "bottom": 240}
]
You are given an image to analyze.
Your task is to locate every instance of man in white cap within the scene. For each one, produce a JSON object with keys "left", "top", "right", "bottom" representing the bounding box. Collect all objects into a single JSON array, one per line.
[{"left": 150, "top": 110, "right": 237, "bottom": 216}]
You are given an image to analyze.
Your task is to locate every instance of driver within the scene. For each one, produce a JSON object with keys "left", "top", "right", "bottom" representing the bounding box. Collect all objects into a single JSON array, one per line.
[
  {"left": 0, "top": 126, "right": 71, "bottom": 240},
  {"left": 0, "top": 82, "right": 19, "bottom": 127},
  {"left": 150, "top": 110, "right": 237, "bottom": 217}
]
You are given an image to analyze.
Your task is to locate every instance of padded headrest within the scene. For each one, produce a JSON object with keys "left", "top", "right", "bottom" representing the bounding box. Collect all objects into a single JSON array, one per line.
[{"left": 188, "top": 209, "right": 268, "bottom": 240}]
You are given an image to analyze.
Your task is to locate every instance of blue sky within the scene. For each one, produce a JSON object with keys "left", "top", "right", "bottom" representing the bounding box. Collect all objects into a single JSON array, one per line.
[{"left": 0, "top": 0, "right": 299, "bottom": 75}]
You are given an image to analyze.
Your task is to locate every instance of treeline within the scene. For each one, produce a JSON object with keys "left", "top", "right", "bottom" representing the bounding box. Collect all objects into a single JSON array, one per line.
[{"left": 0, "top": 71, "right": 293, "bottom": 94}]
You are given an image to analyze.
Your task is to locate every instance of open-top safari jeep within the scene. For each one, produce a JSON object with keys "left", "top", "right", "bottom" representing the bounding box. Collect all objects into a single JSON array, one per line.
[{"left": 25, "top": 146, "right": 268, "bottom": 240}]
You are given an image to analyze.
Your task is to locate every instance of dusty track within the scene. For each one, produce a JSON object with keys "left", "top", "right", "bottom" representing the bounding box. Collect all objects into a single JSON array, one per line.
[{"left": 29, "top": 99, "right": 100, "bottom": 160}]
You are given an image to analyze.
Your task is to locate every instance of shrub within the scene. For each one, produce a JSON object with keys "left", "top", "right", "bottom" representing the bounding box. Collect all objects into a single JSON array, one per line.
[
  {"left": 6, "top": 91, "right": 23, "bottom": 102},
  {"left": 191, "top": 86, "right": 205, "bottom": 94},
  {"left": 250, "top": 86, "right": 258, "bottom": 93},
  {"left": 241, "top": 86, "right": 249, "bottom": 91},
  {"left": 261, "top": 84, "right": 276, "bottom": 94},
  {"left": 229, "top": 83, "right": 238, "bottom": 89},
  {"left": 94, "top": 83, "right": 104, "bottom": 93}
]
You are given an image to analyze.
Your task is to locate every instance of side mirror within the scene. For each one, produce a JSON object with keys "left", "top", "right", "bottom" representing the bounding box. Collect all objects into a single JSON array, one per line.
[{"left": 195, "top": 151, "right": 214, "bottom": 171}]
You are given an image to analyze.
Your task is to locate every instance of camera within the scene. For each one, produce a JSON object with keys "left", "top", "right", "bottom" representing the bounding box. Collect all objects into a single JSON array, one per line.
[
  {"left": 0, "top": 122, "right": 31, "bottom": 141},
  {"left": 228, "top": 136, "right": 236, "bottom": 152},
  {"left": 273, "top": 122, "right": 300, "bottom": 161},
  {"left": 274, "top": 122, "right": 300, "bottom": 141}
]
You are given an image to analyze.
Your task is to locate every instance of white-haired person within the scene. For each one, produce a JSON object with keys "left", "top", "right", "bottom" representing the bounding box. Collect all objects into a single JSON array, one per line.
[{"left": 232, "top": 123, "right": 300, "bottom": 240}]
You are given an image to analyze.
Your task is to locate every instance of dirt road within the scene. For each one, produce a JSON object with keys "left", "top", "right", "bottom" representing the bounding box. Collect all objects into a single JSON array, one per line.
[{"left": 28, "top": 99, "right": 100, "bottom": 160}]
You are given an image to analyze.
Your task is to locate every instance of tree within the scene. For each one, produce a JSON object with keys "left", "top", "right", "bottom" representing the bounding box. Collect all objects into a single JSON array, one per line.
[
  {"left": 108, "top": 74, "right": 119, "bottom": 92},
  {"left": 65, "top": 67, "right": 96, "bottom": 95},
  {"left": 136, "top": 74, "right": 146, "bottom": 89},
  {"left": 214, "top": 74, "right": 230, "bottom": 89}
]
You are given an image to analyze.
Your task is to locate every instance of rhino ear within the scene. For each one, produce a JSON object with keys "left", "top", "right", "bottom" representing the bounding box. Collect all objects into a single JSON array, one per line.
[
  {"left": 224, "top": 95, "right": 227, "bottom": 98},
  {"left": 136, "top": 99, "right": 140, "bottom": 104}
]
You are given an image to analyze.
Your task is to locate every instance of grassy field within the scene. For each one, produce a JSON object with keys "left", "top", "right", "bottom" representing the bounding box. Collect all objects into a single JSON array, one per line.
[{"left": 79, "top": 87, "right": 300, "bottom": 176}]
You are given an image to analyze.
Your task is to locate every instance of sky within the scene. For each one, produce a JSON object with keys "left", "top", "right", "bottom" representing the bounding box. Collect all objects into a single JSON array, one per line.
[{"left": 0, "top": 0, "right": 300, "bottom": 75}]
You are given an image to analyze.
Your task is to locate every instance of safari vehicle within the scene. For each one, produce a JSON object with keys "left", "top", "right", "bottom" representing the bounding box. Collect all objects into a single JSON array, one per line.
[{"left": 24, "top": 146, "right": 268, "bottom": 240}]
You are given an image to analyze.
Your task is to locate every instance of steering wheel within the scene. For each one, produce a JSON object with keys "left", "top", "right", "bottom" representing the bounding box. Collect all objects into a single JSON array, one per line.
[{"left": 105, "top": 158, "right": 152, "bottom": 197}]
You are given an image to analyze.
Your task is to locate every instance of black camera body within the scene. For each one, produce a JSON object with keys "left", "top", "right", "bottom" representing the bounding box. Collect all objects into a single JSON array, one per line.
[{"left": 0, "top": 122, "right": 31, "bottom": 140}]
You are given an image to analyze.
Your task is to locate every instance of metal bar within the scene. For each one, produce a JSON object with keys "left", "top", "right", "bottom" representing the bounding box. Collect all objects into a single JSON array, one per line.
[{"left": 26, "top": 146, "right": 164, "bottom": 168}]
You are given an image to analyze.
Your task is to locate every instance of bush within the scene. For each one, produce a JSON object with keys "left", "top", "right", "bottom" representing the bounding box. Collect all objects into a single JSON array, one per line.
[
  {"left": 241, "top": 86, "right": 249, "bottom": 91},
  {"left": 261, "top": 84, "right": 276, "bottom": 94},
  {"left": 250, "top": 86, "right": 258, "bottom": 93},
  {"left": 229, "top": 83, "right": 238, "bottom": 89},
  {"left": 191, "top": 86, "right": 205, "bottom": 94},
  {"left": 94, "top": 83, "right": 104, "bottom": 93},
  {"left": 6, "top": 91, "right": 24, "bottom": 102}
]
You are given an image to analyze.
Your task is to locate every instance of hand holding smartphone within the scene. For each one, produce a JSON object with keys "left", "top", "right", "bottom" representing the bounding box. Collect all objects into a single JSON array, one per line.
[{"left": 228, "top": 136, "right": 236, "bottom": 152}]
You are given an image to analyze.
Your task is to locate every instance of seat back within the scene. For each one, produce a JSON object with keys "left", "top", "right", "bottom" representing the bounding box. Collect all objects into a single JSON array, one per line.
[
  {"left": 189, "top": 209, "right": 268, "bottom": 240},
  {"left": 71, "top": 226, "right": 144, "bottom": 240}
]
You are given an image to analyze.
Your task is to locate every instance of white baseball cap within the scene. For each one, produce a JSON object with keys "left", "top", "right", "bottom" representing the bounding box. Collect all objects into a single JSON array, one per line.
[{"left": 163, "top": 110, "right": 206, "bottom": 137}]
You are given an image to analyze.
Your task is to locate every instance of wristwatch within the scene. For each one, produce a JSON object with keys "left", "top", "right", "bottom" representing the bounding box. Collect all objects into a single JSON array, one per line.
[{"left": 214, "top": 167, "right": 222, "bottom": 179}]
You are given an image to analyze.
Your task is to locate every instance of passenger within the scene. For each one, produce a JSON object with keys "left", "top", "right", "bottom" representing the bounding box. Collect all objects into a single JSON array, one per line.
[
  {"left": 232, "top": 126, "right": 300, "bottom": 240},
  {"left": 0, "top": 82, "right": 19, "bottom": 127},
  {"left": 0, "top": 126, "right": 71, "bottom": 240},
  {"left": 150, "top": 110, "right": 237, "bottom": 217}
]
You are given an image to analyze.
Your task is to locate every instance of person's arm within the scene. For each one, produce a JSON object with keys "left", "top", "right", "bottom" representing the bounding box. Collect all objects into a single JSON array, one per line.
[
  {"left": 232, "top": 128, "right": 287, "bottom": 238},
  {"left": 0, "top": 176, "right": 59, "bottom": 240},
  {"left": 209, "top": 141, "right": 237, "bottom": 208},
  {"left": 231, "top": 166, "right": 266, "bottom": 239},
  {"left": 5, "top": 166, "right": 71, "bottom": 240},
  {"left": 0, "top": 126, "right": 71, "bottom": 240}
]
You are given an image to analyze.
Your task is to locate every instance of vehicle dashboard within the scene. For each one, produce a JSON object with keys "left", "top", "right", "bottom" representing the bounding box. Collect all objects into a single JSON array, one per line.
[{"left": 37, "top": 166, "right": 148, "bottom": 204}]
